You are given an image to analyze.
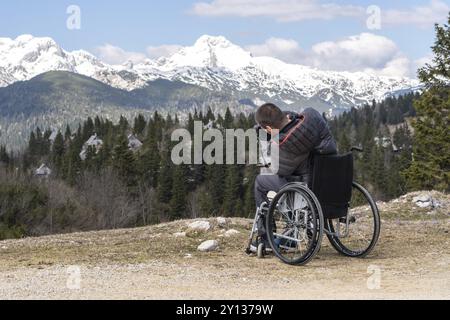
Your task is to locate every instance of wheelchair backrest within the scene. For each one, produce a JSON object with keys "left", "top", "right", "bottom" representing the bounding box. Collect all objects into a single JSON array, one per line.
[{"left": 310, "top": 153, "right": 354, "bottom": 219}]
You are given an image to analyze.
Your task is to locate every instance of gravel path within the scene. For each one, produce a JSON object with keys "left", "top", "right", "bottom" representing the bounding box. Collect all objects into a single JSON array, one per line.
[{"left": 0, "top": 218, "right": 449, "bottom": 300}]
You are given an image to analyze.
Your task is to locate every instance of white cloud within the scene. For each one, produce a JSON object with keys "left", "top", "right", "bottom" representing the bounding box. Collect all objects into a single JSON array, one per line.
[
  {"left": 146, "top": 45, "right": 183, "bottom": 59},
  {"left": 383, "top": 0, "right": 449, "bottom": 28},
  {"left": 191, "top": 0, "right": 364, "bottom": 22},
  {"left": 95, "top": 44, "right": 147, "bottom": 65},
  {"left": 247, "top": 33, "right": 415, "bottom": 78},
  {"left": 411, "top": 53, "right": 434, "bottom": 77},
  {"left": 245, "top": 38, "right": 305, "bottom": 64},
  {"left": 365, "top": 56, "right": 412, "bottom": 78},
  {"left": 191, "top": 0, "right": 448, "bottom": 28},
  {"left": 94, "top": 33, "right": 423, "bottom": 78},
  {"left": 309, "top": 33, "right": 400, "bottom": 72},
  {"left": 414, "top": 53, "right": 433, "bottom": 70}
]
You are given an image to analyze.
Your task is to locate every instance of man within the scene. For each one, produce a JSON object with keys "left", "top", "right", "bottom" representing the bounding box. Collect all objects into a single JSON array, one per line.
[{"left": 254, "top": 103, "right": 338, "bottom": 208}]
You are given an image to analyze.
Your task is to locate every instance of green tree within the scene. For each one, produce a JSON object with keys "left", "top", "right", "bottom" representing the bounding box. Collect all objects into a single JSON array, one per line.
[
  {"left": 113, "top": 133, "right": 138, "bottom": 186},
  {"left": 140, "top": 132, "right": 160, "bottom": 187},
  {"left": 133, "top": 114, "right": 147, "bottom": 136},
  {"left": 51, "top": 131, "right": 65, "bottom": 174},
  {"left": 170, "top": 165, "right": 188, "bottom": 219},
  {"left": 0, "top": 145, "right": 10, "bottom": 166},
  {"left": 157, "top": 148, "right": 173, "bottom": 203},
  {"left": 222, "top": 165, "right": 241, "bottom": 216},
  {"left": 404, "top": 15, "right": 450, "bottom": 192}
]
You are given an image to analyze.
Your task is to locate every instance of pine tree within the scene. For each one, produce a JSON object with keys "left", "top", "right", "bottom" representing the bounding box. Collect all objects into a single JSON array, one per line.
[
  {"left": 64, "top": 125, "right": 72, "bottom": 141},
  {"left": 224, "top": 108, "right": 234, "bottom": 129},
  {"left": 187, "top": 112, "right": 195, "bottom": 135},
  {"left": 28, "top": 131, "right": 37, "bottom": 156},
  {"left": 198, "top": 187, "right": 214, "bottom": 217},
  {"left": 206, "top": 106, "right": 215, "bottom": 123},
  {"left": 51, "top": 131, "right": 65, "bottom": 174},
  {"left": 118, "top": 115, "right": 129, "bottom": 133},
  {"left": 338, "top": 131, "right": 351, "bottom": 154},
  {"left": 113, "top": 133, "right": 138, "bottom": 187},
  {"left": 203, "top": 164, "right": 225, "bottom": 215},
  {"left": 222, "top": 165, "right": 241, "bottom": 216},
  {"left": 0, "top": 145, "right": 10, "bottom": 166},
  {"left": 170, "top": 165, "right": 188, "bottom": 219},
  {"left": 140, "top": 132, "right": 161, "bottom": 187},
  {"left": 82, "top": 117, "right": 95, "bottom": 141},
  {"left": 404, "top": 15, "right": 450, "bottom": 192},
  {"left": 157, "top": 152, "right": 173, "bottom": 203},
  {"left": 133, "top": 114, "right": 147, "bottom": 136},
  {"left": 64, "top": 147, "right": 82, "bottom": 186}
]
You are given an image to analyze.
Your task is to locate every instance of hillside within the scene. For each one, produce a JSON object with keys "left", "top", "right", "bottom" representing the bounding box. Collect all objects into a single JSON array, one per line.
[
  {"left": 0, "top": 191, "right": 448, "bottom": 300},
  {"left": 0, "top": 71, "right": 249, "bottom": 149}
]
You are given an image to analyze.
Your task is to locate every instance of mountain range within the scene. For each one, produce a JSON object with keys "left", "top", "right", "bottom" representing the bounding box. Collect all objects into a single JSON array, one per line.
[{"left": 0, "top": 34, "right": 421, "bottom": 150}]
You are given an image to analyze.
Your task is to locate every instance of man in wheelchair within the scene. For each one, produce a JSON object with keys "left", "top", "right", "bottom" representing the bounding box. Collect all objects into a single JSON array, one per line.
[
  {"left": 254, "top": 103, "right": 338, "bottom": 209},
  {"left": 252, "top": 103, "right": 338, "bottom": 251}
]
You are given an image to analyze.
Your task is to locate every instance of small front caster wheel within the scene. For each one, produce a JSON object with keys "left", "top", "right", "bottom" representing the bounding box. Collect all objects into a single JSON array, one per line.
[{"left": 257, "top": 243, "right": 265, "bottom": 259}]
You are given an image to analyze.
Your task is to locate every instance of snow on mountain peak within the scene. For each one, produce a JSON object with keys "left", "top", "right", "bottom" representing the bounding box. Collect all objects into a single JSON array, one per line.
[
  {"left": 0, "top": 34, "right": 421, "bottom": 110},
  {"left": 15, "top": 34, "right": 36, "bottom": 43},
  {"left": 158, "top": 34, "right": 252, "bottom": 71},
  {"left": 194, "top": 35, "right": 234, "bottom": 49}
]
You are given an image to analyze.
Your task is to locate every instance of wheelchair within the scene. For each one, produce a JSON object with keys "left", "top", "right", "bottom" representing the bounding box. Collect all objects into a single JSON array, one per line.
[{"left": 246, "top": 147, "right": 381, "bottom": 266}]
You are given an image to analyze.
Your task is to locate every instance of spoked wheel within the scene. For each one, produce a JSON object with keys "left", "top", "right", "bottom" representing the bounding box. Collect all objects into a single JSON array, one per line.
[
  {"left": 266, "top": 183, "right": 324, "bottom": 266},
  {"left": 326, "top": 182, "right": 381, "bottom": 257}
]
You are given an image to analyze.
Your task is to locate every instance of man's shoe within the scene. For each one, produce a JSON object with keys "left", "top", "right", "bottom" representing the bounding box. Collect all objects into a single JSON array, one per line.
[{"left": 339, "top": 215, "right": 356, "bottom": 224}]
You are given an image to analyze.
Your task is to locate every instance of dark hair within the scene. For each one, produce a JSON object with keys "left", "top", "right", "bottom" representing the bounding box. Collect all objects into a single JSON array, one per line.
[{"left": 255, "top": 103, "right": 285, "bottom": 129}]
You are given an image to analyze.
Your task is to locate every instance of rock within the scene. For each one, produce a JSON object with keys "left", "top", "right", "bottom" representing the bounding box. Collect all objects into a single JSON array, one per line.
[
  {"left": 412, "top": 194, "right": 441, "bottom": 209},
  {"left": 224, "top": 229, "right": 240, "bottom": 237},
  {"left": 188, "top": 221, "right": 211, "bottom": 232},
  {"left": 413, "top": 194, "right": 431, "bottom": 203},
  {"left": 216, "top": 217, "right": 227, "bottom": 226},
  {"left": 174, "top": 232, "right": 186, "bottom": 238},
  {"left": 198, "top": 240, "right": 219, "bottom": 252}
]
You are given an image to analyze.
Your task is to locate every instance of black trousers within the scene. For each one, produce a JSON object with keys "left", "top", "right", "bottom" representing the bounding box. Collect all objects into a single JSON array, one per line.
[
  {"left": 254, "top": 174, "right": 310, "bottom": 207},
  {"left": 254, "top": 175, "right": 288, "bottom": 207}
]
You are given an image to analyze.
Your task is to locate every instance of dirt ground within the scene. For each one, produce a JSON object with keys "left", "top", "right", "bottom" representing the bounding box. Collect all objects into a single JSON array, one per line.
[{"left": 0, "top": 212, "right": 449, "bottom": 300}]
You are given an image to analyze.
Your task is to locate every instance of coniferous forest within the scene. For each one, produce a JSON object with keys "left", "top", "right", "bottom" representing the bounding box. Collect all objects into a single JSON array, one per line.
[{"left": 0, "top": 92, "right": 432, "bottom": 239}]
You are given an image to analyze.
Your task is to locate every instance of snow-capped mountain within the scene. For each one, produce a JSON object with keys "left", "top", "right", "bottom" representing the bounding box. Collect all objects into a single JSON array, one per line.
[
  {"left": 0, "top": 34, "right": 147, "bottom": 89},
  {"left": 0, "top": 34, "right": 420, "bottom": 111}
]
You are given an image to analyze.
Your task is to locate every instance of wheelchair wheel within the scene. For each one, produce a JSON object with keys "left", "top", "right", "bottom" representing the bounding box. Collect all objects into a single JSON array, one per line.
[
  {"left": 326, "top": 182, "right": 381, "bottom": 258},
  {"left": 266, "top": 183, "right": 324, "bottom": 266}
]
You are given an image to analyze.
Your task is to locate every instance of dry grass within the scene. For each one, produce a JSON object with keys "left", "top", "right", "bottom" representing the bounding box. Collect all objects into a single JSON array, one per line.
[{"left": 0, "top": 192, "right": 449, "bottom": 299}]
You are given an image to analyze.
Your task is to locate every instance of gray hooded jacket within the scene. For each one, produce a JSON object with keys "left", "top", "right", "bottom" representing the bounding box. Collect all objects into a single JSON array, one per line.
[{"left": 272, "top": 108, "right": 337, "bottom": 178}]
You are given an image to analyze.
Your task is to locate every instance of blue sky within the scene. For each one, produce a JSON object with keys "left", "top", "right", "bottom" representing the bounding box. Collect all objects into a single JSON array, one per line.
[{"left": 1, "top": 0, "right": 449, "bottom": 77}]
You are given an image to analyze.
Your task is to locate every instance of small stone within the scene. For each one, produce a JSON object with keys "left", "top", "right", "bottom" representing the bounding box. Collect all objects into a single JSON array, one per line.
[
  {"left": 174, "top": 232, "right": 186, "bottom": 238},
  {"left": 413, "top": 195, "right": 431, "bottom": 203},
  {"left": 216, "top": 217, "right": 227, "bottom": 226},
  {"left": 188, "top": 221, "right": 211, "bottom": 232},
  {"left": 198, "top": 240, "right": 219, "bottom": 252},
  {"left": 224, "top": 229, "right": 240, "bottom": 237},
  {"left": 412, "top": 194, "right": 436, "bottom": 209}
]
